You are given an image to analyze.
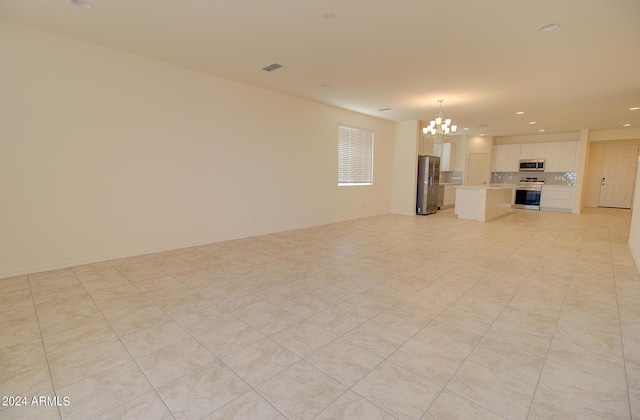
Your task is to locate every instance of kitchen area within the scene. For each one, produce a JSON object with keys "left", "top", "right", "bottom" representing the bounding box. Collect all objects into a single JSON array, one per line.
[
  {"left": 490, "top": 140, "right": 578, "bottom": 212},
  {"left": 414, "top": 131, "right": 579, "bottom": 221}
]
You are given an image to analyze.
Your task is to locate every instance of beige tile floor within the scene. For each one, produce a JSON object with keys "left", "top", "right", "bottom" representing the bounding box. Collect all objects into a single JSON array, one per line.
[{"left": 1, "top": 207, "right": 639, "bottom": 419}]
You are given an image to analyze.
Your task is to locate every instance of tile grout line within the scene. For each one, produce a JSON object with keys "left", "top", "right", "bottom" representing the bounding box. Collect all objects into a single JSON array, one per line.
[
  {"left": 26, "top": 272, "right": 63, "bottom": 420},
  {"left": 523, "top": 211, "right": 588, "bottom": 419},
  {"left": 608, "top": 210, "right": 634, "bottom": 419},
  {"left": 75, "top": 261, "right": 179, "bottom": 420}
]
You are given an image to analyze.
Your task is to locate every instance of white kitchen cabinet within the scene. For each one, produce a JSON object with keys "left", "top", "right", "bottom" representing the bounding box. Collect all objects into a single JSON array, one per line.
[
  {"left": 441, "top": 143, "right": 456, "bottom": 171},
  {"left": 559, "top": 141, "right": 577, "bottom": 172},
  {"left": 544, "top": 142, "right": 561, "bottom": 171},
  {"left": 433, "top": 143, "right": 442, "bottom": 157},
  {"left": 544, "top": 141, "right": 577, "bottom": 172},
  {"left": 520, "top": 143, "right": 546, "bottom": 160},
  {"left": 443, "top": 185, "right": 456, "bottom": 207},
  {"left": 507, "top": 144, "right": 521, "bottom": 172},
  {"left": 493, "top": 144, "right": 508, "bottom": 171},
  {"left": 494, "top": 141, "right": 577, "bottom": 172},
  {"left": 541, "top": 185, "right": 573, "bottom": 211},
  {"left": 493, "top": 144, "right": 520, "bottom": 172}
]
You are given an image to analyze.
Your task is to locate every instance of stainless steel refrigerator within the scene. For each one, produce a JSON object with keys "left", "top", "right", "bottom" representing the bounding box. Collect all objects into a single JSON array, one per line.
[{"left": 416, "top": 155, "right": 440, "bottom": 215}]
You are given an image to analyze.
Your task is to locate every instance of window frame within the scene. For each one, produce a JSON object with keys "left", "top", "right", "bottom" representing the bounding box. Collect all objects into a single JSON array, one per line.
[{"left": 338, "top": 124, "right": 374, "bottom": 186}]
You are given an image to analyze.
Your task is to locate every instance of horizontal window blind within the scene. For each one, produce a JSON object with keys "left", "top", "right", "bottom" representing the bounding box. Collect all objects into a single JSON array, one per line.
[{"left": 338, "top": 124, "right": 374, "bottom": 185}]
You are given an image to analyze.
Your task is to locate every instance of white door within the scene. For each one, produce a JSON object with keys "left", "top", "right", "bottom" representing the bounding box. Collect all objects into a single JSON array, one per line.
[
  {"left": 599, "top": 144, "right": 638, "bottom": 208},
  {"left": 466, "top": 153, "right": 488, "bottom": 185}
]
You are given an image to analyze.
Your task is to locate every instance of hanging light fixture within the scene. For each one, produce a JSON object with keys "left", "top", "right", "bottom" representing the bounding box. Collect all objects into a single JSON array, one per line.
[{"left": 423, "top": 99, "right": 457, "bottom": 139}]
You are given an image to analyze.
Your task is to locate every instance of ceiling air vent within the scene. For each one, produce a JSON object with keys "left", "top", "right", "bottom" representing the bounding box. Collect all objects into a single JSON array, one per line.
[{"left": 262, "top": 63, "right": 283, "bottom": 72}]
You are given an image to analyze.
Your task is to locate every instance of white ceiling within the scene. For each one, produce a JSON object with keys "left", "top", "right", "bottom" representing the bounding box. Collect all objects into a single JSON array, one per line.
[{"left": 1, "top": 0, "right": 639, "bottom": 137}]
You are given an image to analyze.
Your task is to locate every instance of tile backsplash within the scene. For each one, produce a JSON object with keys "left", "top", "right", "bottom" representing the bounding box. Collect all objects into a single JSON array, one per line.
[
  {"left": 441, "top": 171, "right": 464, "bottom": 184},
  {"left": 491, "top": 172, "right": 576, "bottom": 186}
]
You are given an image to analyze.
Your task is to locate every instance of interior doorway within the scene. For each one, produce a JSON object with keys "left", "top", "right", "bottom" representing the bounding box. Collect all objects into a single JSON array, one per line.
[
  {"left": 598, "top": 144, "right": 638, "bottom": 208},
  {"left": 466, "top": 153, "right": 488, "bottom": 185}
]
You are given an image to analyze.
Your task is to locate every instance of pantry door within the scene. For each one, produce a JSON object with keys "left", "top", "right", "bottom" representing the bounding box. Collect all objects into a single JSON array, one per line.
[
  {"left": 599, "top": 144, "right": 638, "bottom": 208},
  {"left": 466, "top": 153, "right": 488, "bottom": 185}
]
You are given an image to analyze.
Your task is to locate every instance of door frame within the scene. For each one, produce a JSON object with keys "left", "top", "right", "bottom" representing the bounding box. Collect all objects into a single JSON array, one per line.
[
  {"left": 466, "top": 152, "right": 489, "bottom": 186},
  {"left": 598, "top": 144, "right": 638, "bottom": 209}
]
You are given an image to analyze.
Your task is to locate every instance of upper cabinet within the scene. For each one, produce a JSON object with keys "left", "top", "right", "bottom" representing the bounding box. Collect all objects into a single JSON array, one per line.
[
  {"left": 507, "top": 144, "right": 521, "bottom": 171},
  {"left": 560, "top": 141, "right": 577, "bottom": 172},
  {"left": 493, "top": 144, "right": 520, "bottom": 172},
  {"left": 433, "top": 143, "right": 442, "bottom": 157},
  {"left": 545, "top": 141, "right": 577, "bottom": 172},
  {"left": 492, "top": 141, "right": 578, "bottom": 173},
  {"left": 441, "top": 143, "right": 456, "bottom": 171},
  {"left": 493, "top": 145, "right": 507, "bottom": 171},
  {"left": 544, "top": 142, "right": 561, "bottom": 171},
  {"left": 520, "top": 143, "right": 546, "bottom": 160}
]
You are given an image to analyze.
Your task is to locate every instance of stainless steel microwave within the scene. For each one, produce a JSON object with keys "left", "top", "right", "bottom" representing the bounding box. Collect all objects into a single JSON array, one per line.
[{"left": 519, "top": 159, "right": 545, "bottom": 172}]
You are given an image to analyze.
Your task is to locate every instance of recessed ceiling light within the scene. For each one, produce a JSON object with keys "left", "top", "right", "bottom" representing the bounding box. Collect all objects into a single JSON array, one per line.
[
  {"left": 463, "top": 128, "right": 470, "bottom": 131},
  {"left": 70, "top": 0, "right": 94, "bottom": 9},
  {"left": 529, "top": 121, "right": 536, "bottom": 125},
  {"left": 322, "top": 12, "right": 336, "bottom": 19},
  {"left": 516, "top": 111, "right": 524, "bottom": 115},
  {"left": 623, "top": 123, "right": 632, "bottom": 127},
  {"left": 321, "top": 84, "right": 331, "bottom": 88},
  {"left": 631, "top": 107, "right": 640, "bottom": 111},
  {"left": 538, "top": 23, "right": 560, "bottom": 32},
  {"left": 538, "top": 129, "right": 545, "bottom": 132},
  {"left": 377, "top": 108, "right": 393, "bottom": 112}
]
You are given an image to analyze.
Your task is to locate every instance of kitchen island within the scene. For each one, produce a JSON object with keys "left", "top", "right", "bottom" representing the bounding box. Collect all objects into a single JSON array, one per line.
[{"left": 454, "top": 185, "right": 514, "bottom": 221}]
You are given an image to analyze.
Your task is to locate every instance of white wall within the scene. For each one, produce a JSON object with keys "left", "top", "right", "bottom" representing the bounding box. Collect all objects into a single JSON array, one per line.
[
  {"left": 466, "top": 136, "right": 493, "bottom": 153},
  {"left": 583, "top": 141, "right": 606, "bottom": 207},
  {"left": 572, "top": 129, "right": 589, "bottom": 213},
  {"left": 390, "top": 121, "right": 420, "bottom": 215},
  {"left": 629, "top": 160, "right": 640, "bottom": 272},
  {"left": 0, "top": 21, "right": 395, "bottom": 278},
  {"left": 589, "top": 128, "right": 640, "bottom": 142}
]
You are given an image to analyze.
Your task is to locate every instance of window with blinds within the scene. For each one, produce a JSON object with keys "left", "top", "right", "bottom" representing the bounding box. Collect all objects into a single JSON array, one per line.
[{"left": 338, "top": 124, "right": 374, "bottom": 186}]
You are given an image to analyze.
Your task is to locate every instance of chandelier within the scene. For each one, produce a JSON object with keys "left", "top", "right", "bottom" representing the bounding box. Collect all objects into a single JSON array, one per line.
[{"left": 423, "top": 99, "right": 457, "bottom": 139}]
